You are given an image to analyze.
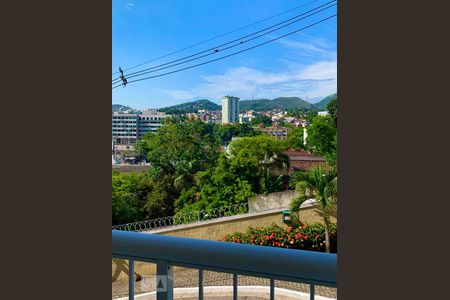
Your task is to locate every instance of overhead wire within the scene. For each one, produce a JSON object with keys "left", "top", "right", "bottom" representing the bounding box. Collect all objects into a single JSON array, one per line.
[
  {"left": 113, "top": 0, "right": 336, "bottom": 84},
  {"left": 121, "top": 2, "right": 336, "bottom": 82},
  {"left": 112, "top": 0, "right": 323, "bottom": 76},
  {"left": 112, "top": 14, "right": 336, "bottom": 89}
]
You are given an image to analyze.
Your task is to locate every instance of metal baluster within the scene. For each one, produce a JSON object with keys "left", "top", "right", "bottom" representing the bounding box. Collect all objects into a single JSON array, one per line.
[
  {"left": 233, "top": 273, "right": 238, "bottom": 300},
  {"left": 199, "top": 269, "right": 204, "bottom": 300},
  {"left": 270, "top": 278, "right": 275, "bottom": 300},
  {"left": 156, "top": 260, "right": 173, "bottom": 300},
  {"left": 128, "top": 260, "right": 134, "bottom": 300},
  {"left": 310, "top": 284, "right": 315, "bottom": 300}
]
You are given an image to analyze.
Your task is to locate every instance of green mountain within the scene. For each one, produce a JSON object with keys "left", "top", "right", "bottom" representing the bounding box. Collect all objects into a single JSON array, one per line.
[
  {"left": 158, "top": 99, "right": 220, "bottom": 113},
  {"left": 240, "top": 97, "right": 317, "bottom": 111},
  {"left": 314, "top": 93, "right": 337, "bottom": 110},
  {"left": 155, "top": 95, "right": 337, "bottom": 114}
]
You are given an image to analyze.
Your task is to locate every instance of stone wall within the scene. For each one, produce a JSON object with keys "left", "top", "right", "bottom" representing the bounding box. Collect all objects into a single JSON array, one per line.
[{"left": 248, "top": 190, "right": 298, "bottom": 212}]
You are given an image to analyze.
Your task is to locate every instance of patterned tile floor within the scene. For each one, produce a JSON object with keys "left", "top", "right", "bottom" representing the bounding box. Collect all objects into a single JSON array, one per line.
[{"left": 112, "top": 267, "right": 337, "bottom": 299}]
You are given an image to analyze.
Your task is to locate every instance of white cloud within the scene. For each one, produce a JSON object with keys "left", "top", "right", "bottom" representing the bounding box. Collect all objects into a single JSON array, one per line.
[
  {"left": 276, "top": 35, "right": 336, "bottom": 60},
  {"left": 157, "top": 60, "right": 336, "bottom": 102},
  {"left": 277, "top": 39, "right": 328, "bottom": 55},
  {"left": 154, "top": 89, "right": 195, "bottom": 101},
  {"left": 126, "top": 2, "right": 135, "bottom": 10},
  {"left": 296, "top": 61, "right": 337, "bottom": 80}
]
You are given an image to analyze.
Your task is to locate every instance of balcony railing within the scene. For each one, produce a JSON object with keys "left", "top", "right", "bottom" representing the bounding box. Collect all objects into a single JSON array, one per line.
[{"left": 112, "top": 230, "right": 337, "bottom": 300}]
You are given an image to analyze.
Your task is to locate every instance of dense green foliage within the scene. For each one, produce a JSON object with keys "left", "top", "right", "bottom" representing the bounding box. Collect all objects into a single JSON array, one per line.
[
  {"left": 176, "top": 136, "right": 289, "bottom": 214},
  {"left": 222, "top": 223, "right": 337, "bottom": 253},
  {"left": 307, "top": 115, "right": 337, "bottom": 165},
  {"left": 174, "top": 154, "right": 256, "bottom": 213},
  {"left": 250, "top": 114, "right": 273, "bottom": 126},
  {"left": 215, "top": 123, "right": 262, "bottom": 144},
  {"left": 327, "top": 97, "right": 337, "bottom": 126},
  {"left": 284, "top": 127, "right": 304, "bottom": 149},
  {"left": 112, "top": 171, "right": 151, "bottom": 225}
]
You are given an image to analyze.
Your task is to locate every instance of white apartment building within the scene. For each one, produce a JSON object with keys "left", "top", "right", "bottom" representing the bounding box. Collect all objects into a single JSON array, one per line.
[
  {"left": 112, "top": 110, "right": 169, "bottom": 151},
  {"left": 221, "top": 96, "right": 240, "bottom": 124}
]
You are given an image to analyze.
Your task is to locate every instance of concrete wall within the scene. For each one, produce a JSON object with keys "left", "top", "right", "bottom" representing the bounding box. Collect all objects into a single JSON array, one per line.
[
  {"left": 248, "top": 190, "right": 298, "bottom": 212},
  {"left": 149, "top": 208, "right": 285, "bottom": 241}
]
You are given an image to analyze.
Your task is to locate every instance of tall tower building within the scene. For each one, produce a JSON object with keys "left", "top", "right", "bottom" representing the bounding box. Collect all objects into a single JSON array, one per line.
[{"left": 221, "top": 95, "right": 240, "bottom": 124}]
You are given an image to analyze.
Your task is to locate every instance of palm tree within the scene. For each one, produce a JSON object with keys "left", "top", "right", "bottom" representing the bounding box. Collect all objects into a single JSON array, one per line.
[{"left": 290, "top": 166, "right": 337, "bottom": 253}]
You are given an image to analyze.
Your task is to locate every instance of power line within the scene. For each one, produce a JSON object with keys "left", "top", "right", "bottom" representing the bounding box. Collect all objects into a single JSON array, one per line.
[
  {"left": 112, "top": 83, "right": 124, "bottom": 90},
  {"left": 121, "top": 2, "right": 336, "bottom": 82},
  {"left": 113, "top": 0, "right": 336, "bottom": 83},
  {"left": 113, "top": 14, "right": 336, "bottom": 89},
  {"left": 112, "top": 0, "right": 323, "bottom": 76}
]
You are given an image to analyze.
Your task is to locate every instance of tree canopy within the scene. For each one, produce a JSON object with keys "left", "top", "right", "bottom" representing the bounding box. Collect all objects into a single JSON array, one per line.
[{"left": 251, "top": 114, "right": 273, "bottom": 127}]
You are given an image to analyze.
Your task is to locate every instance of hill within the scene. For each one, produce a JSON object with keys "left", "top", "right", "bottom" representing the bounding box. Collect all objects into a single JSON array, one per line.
[
  {"left": 314, "top": 93, "right": 337, "bottom": 110},
  {"left": 155, "top": 95, "right": 337, "bottom": 114},
  {"left": 158, "top": 99, "right": 220, "bottom": 113},
  {"left": 240, "top": 97, "right": 317, "bottom": 111},
  {"left": 112, "top": 104, "right": 140, "bottom": 114}
]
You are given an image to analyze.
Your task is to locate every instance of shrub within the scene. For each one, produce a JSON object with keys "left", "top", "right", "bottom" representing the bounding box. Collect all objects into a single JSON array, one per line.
[{"left": 221, "top": 223, "right": 337, "bottom": 253}]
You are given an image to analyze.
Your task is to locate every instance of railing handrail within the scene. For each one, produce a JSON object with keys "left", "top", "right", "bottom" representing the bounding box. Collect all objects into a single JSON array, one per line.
[{"left": 112, "top": 230, "right": 337, "bottom": 287}]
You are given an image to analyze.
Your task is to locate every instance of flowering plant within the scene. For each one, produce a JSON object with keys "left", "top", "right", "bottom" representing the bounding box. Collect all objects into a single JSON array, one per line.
[{"left": 222, "top": 223, "right": 337, "bottom": 253}]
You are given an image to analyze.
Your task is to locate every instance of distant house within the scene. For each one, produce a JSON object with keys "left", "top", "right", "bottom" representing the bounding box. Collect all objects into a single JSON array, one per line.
[
  {"left": 284, "top": 148, "right": 326, "bottom": 173},
  {"left": 318, "top": 111, "right": 329, "bottom": 117},
  {"left": 258, "top": 125, "right": 289, "bottom": 140}
]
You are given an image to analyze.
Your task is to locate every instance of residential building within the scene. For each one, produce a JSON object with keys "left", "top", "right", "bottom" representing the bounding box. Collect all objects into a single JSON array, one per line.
[
  {"left": 112, "top": 110, "right": 169, "bottom": 152},
  {"left": 221, "top": 95, "right": 240, "bottom": 124},
  {"left": 239, "top": 110, "right": 256, "bottom": 124},
  {"left": 258, "top": 125, "right": 289, "bottom": 140},
  {"left": 318, "top": 111, "right": 330, "bottom": 116},
  {"left": 284, "top": 148, "right": 326, "bottom": 173}
]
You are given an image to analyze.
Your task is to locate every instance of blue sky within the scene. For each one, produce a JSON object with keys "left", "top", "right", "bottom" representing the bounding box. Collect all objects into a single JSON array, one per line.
[{"left": 112, "top": 0, "right": 337, "bottom": 109}]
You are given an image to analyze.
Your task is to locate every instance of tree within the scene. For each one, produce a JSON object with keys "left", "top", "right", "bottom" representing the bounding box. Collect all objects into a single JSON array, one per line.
[
  {"left": 175, "top": 154, "right": 256, "bottom": 214},
  {"left": 326, "top": 97, "right": 337, "bottom": 126},
  {"left": 251, "top": 114, "right": 273, "bottom": 127},
  {"left": 284, "top": 127, "right": 304, "bottom": 149},
  {"left": 140, "top": 119, "right": 221, "bottom": 219},
  {"left": 214, "top": 123, "right": 262, "bottom": 145},
  {"left": 144, "top": 175, "right": 176, "bottom": 219},
  {"left": 146, "top": 119, "right": 219, "bottom": 187},
  {"left": 305, "top": 110, "right": 318, "bottom": 123},
  {"left": 290, "top": 166, "right": 337, "bottom": 253},
  {"left": 229, "top": 135, "right": 290, "bottom": 175},
  {"left": 306, "top": 115, "right": 337, "bottom": 165},
  {"left": 259, "top": 166, "right": 284, "bottom": 195},
  {"left": 112, "top": 171, "right": 151, "bottom": 225},
  {"left": 134, "top": 132, "right": 153, "bottom": 162}
]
